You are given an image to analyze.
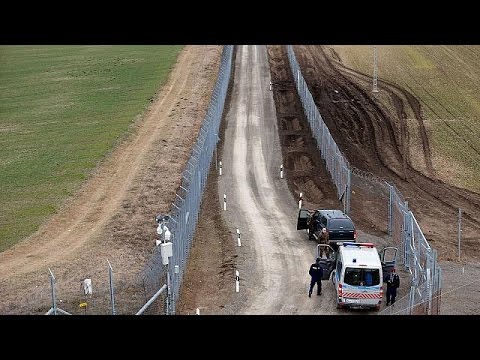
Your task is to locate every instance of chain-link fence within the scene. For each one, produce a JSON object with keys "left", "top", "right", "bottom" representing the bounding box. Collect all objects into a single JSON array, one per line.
[
  {"left": 351, "top": 170, "right": 391, "bottom": 234},
  {"left": 379, "top": 279, "right": 442, "bottom": 315},
  {"left": 140, "top": 45, "right": 234, "bottom": 315},
  {"left": 286, "top": 45, "right": 441, "bottom": 314},
  {"left": 286, "top": 46, "right": 352, "bottom": 213},
  {"left": 45, "top": 263, "right": 118, "bottom": 315}
]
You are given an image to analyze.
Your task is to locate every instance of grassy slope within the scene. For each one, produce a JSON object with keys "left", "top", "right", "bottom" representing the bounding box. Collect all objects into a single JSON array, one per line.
[
  {"left": 0, "top": 45, "right": 183, "bottom": 251},
  {"left": 331, "top": 45, "right": 480, "bottom": 192}
]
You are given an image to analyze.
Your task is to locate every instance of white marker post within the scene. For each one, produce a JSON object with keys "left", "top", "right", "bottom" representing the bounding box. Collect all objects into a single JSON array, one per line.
[
  {"left": 235, "top": 271, "right": 240, "bottom": 293},
  {"left": 236, "top": 228, "right": 241, "bottom": 247},
  {"left": 280, "top": 164, "right": 284, "bottom": 179},
  {"left": 196, "top": 308, "right": 200, "bottom": 315},
  {"left": 219, "top": 161, "right": 222, "bottom": 176},
  {"left": 223, "top": 194, "right": 227, "bottom": 211},
  {"left": 298, "top": 192, "right": 303, "bottom": 209},
  {"left": 269, "top": 81, "right": 272, "bottom": 91}
]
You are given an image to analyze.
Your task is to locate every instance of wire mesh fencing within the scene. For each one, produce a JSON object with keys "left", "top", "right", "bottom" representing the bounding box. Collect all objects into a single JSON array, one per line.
[
  {"left": 286, "top": 45, "right": 352, "bottom": 213},
  {"left": 350, "top": 170, "right": 391, "bottom": 234},
  {"left": 379, "top": 279, "right": 442, "bottom": 315},
  {"left": 286, "top": 45, "right": 441, "bottom": 314}
]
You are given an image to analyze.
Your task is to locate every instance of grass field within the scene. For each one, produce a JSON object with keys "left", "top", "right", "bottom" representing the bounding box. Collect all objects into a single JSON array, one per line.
[
  {"left": 0, "top": 45, "right": 183, "bottom": 251},
  {"left": 331, "top": 46, "right": 480, "bottom": 192}
]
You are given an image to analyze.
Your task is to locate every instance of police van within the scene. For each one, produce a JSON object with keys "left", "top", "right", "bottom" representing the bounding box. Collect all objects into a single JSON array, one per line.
[{"left": 316, "top": 242, "right": 397, "bottom": 310}]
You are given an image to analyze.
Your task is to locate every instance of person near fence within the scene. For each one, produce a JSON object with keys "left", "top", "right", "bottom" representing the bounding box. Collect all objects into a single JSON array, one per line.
[
  {"left": 318, "top": 228, "right": 330, "bottom": 258},
  {"left": 386, "top": 268, "right": 400, "bottom": 306},
  {"left": 308, "top": 258, "right": 323, "bottom": 297}
]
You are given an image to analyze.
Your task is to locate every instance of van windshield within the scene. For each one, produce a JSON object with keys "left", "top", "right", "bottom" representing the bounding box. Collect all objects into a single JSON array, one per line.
[{"left": 344, "top": 268, "right": 380, "bottom": 286}]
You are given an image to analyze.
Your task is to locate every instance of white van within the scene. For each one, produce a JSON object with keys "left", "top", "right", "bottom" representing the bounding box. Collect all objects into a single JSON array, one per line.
[{"left": 317, "top": 242, "right": 397, "bottom": 310}]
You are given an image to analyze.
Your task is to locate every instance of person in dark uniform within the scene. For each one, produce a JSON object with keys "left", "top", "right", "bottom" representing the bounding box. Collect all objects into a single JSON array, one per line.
[
  {"left": 308, "top": 257, "right": 323, "bottom": 297},
  {"left": 308, "top": 212, "right": 321, "bottom": 242},
  {"left": 386, "top": 267, "right": 400, "bottom": 306}
]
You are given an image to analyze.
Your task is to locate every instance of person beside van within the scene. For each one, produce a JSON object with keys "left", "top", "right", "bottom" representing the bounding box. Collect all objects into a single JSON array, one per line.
[
  {"left": 318, "top": 228, "right": 329, "bottom": 257},
  {"left": 308, "top": 258, "right": 323, "bottom": 297},
  {"left": 386, "top": 268, "right": 400, "bottom": 306}
]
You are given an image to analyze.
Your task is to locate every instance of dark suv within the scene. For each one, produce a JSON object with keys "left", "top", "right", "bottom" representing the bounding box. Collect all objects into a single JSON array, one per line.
[{"left": 297, "top": 209, "right": 356, "bottom": 246}]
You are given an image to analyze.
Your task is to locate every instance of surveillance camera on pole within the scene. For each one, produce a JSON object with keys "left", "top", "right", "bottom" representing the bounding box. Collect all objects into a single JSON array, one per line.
[{"left": 154, "top": 213, "right": 174, "bottom": 314}]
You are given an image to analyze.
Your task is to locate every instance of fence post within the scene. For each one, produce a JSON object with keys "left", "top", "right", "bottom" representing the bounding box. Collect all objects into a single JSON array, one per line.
[
  {"left": 107, "top": 259, "right": 116, "bottom": 315},
  {"left": 48, "top": 268, "right": 57, "bottom": 315},
  {"left": 408, "top": 285, "right": 415, "bottom": 315},
  {"left": 426, "top": 268, "right": 432, "bottom": 315},
  {"left": 166, "top": 264, "right": 172, "bottom": 315},
  {"left": 346, "top": 169, "right": 351, "bottom": 215},
  {"left": 458, "top": 208, "right": 462, "bottom": 261},
  {"left": 388, "top": 184, "right": 393, "bottom": 236},
  {"left": 236, "top": 228, "right": 241, "bottom": 247}
]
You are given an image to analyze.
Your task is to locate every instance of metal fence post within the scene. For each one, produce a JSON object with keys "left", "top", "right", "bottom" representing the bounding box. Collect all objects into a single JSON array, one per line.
[
  {"left": 346, "top": 169, "right": 351, "bottom": 214},
  {"left": 409, "top": 285, "right": 415, "bottom": 315},
  {"left": 458, "top": 208, "right": 462, "bottom": 261},
  {"left": 426, "top": 268, "right": 432, "bottom": 315},
  {"left": 107, "top": 259, "right": 116, "bottom": 315},
  {"left": 388, "top": 184, "right": 393, "bottom": 236},
  {"left": 48, "top": 268, "right": 57, "bottom": 315},
  {"left": 166, "top": 264, "right": 171, "bottom": 315}
]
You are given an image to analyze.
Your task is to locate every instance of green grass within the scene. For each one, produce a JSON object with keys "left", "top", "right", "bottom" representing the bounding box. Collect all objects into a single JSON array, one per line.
[
  {"left": 331, "top": 45, "right": 480, "bottom": 192},
  {"left": 0, "top": 45, "right": 183, "bottom": 251}
]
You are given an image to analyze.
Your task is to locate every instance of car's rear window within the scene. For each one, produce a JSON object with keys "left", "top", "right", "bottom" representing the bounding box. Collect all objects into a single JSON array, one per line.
[
  {"left": 329, "top": 219, "right": 354, "bottom": 230},
  {"left": 344, "top": 268, "right": 380, "bottom": 286}
]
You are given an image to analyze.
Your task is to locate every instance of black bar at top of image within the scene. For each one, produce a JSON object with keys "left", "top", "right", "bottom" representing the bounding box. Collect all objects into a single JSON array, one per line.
[{"left": 2, "top": 6, "right": 479, "bottom": 44}]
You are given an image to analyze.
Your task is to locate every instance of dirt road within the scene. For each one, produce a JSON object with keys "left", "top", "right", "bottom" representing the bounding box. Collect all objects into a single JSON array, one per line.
[
  {"left": 214, "top": 45, "right": 340, "bottom": 314},
  {"left": 178, "top": 45, "right": 414, "bottom": 315},
  {"left": 0, "top": 46, "right": 221, "bottom": 314}
]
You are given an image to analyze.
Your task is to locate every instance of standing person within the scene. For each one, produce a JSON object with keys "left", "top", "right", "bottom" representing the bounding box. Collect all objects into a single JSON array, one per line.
[
  {"left": 308, "top": 212, "right": 321, "bottom": 242},
  {"left": 318, "top": 228, "right": 330, "bottom": 258},
  {"left": 386, "top": 268, "right": 400, "bottom": 306},
  {"left": 308, "top": 258, "right": 323, "bottom": 297}
]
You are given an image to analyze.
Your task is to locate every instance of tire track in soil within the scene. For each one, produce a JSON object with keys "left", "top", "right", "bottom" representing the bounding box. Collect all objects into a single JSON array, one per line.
[
  {"left": 325, "top": 49, "right": 480, "bottom": 227},
  {"left": 294, "top": 45, "right": 480, "bottom": 260},
  {"left": 328, "top": 49, "right": 480, "bottom": 212},
  {"left": 267, "top": 45, "right": 341, "bottom": 211},
  {"left": 268, "top": 45, "right": 387, "bottom": 238}
]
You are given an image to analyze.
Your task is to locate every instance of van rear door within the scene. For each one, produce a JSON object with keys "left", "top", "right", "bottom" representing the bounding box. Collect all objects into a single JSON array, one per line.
[
  {"left": 316, "top": 244, "right": 336, "bottom": 280},
  {"left": 297, "top": 208, "right": 310, "bottom": 230},
  {"left": 380, "top": 246, "right": 398, "bottom": 281}
]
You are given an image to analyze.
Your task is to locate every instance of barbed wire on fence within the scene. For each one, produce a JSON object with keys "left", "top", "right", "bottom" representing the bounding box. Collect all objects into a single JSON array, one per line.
[{"left": 351, "top": 166, "right": 389, "bottom": 185}]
